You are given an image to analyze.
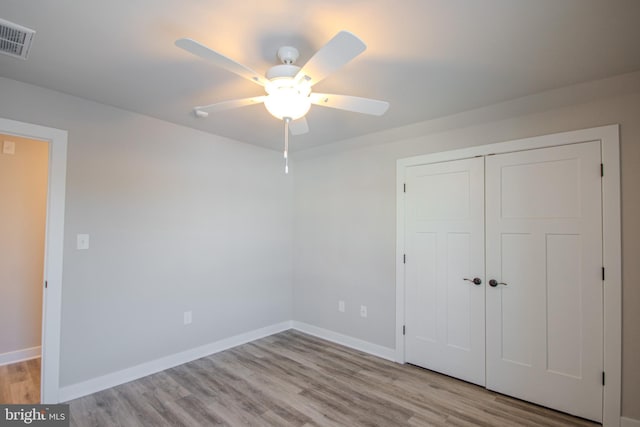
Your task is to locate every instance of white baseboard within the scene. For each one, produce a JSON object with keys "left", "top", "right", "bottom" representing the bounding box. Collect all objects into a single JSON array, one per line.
[
  {"left": 0, "top": 346, "right": 41, "bottom": 366},
  {"left": 59, "top": 321, "right": 292, "bottom": 402},
  {"left": 58, "top": 320, "right": 399, "bottom": 403},
  {"left": 291, "top": 321, "right": 396, "bottom": 362},
  {"left": 622, "top": 416, "right": 640, "bottom": 427}
]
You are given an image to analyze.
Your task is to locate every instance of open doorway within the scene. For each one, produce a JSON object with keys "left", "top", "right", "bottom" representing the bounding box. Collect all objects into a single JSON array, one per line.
[
  {"left": 0, "top": 118, "right": 67, "bottom": 404},
  {"left": 0, "top": 134, "right": 49, "bottom": 403}
]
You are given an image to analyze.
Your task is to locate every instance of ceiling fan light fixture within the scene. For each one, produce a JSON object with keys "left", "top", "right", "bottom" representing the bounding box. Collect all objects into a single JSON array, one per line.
[
  {"left": 176, "top": 31, "right": 388, "bottom": 137},
  {"left": 264, "top": 78, "right": 311, "bottom": 120}
]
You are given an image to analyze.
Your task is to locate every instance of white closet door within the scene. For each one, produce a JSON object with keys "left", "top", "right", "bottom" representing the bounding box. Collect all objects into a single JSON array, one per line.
[
  {"left": 485, "top": 141, "right": 603, "bottom": 422},
  {"left": 404, "top": 157, "right": 485, "bottom": 386}
]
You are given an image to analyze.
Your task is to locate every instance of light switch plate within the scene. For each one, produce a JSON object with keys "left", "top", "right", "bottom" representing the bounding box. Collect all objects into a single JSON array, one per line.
[
  {"left": 3, "top": 140, "right": 16, "bottom": 155},
  {"left": 77, "top": 234, "right": 89, "bottom": 250}
]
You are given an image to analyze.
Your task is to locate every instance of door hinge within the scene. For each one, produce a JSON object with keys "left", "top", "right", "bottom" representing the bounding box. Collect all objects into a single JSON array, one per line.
[
  {"left": 44, "top": 280, "right": 48, "bottom": 289},
  {"left": 602, "top": 267, "right": 605, "bottom": 281},
  {"left": 601, "top": 163, "right": 604, "bottom": 177},
  {"left": 403, "top": 254, "right": 406, "bottom": 264},
  {"left": 403, "top": 325, "right": 406, "bottom": 335},
  {"left": 403, "top": 183, "right": 406, "bottom": 193},
  {"left": 602, "top": 371, "right": 605, "bottom": 386}
]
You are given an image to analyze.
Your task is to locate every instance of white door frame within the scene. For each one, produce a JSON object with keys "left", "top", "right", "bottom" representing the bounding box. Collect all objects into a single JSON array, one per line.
[
  {"left": 396, "top": 124, "right": 621, "bottom": 426},
  {"left": 0, "top": 117, "right": 67, "bottom": 403}
]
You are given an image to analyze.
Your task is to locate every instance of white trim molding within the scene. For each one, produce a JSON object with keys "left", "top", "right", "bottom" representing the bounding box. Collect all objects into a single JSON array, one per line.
[
  {"left": 291, "top": 321, "right": 396, "bottom": 362},
  {"left": 59, "top": 321, "right": 292, "bottom": 402},
  {"left": 622, "top": 417, "right": 640, "bottom": 427},
  {"left": 0, "top": 346, "right": 41, "bottom": 366},
  {"left": 60, "top": 321, "right": 398, "bottom": 403},
  {"left": 59, "top": 321, "right": 399, "bottom": 402},
  {"left": 396, "top": 124, "right": 622, "bottom": 426},
  {"left": 0, "top": 117, "right": 68, "bottom": 405}
]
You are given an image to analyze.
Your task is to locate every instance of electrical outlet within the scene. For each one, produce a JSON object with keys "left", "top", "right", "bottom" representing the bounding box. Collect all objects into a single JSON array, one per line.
[
  {"left": 183, "top": 311, "right": 192, "bottom": 325},
  {"left": 338, "top": 300, "right": 345, "bottom": 312},
  {"left": 360, "top": 305, "right": 367, "bottom": 318}
]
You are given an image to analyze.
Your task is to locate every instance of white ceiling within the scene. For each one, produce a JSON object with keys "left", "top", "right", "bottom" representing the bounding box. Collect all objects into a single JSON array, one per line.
[{"left": 1, "top": 0, "right": 640, "bottom": 152}]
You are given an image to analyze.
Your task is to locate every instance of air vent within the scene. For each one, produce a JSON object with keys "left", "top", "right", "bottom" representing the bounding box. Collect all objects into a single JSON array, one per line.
[{"left": 0, "top": 18, "right": 35, "bottom": 60}]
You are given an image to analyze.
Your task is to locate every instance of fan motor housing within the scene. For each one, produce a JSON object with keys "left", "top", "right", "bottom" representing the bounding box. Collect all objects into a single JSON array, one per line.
[{"left": 266, "top": 64, "right": 300, "bottom": 80}]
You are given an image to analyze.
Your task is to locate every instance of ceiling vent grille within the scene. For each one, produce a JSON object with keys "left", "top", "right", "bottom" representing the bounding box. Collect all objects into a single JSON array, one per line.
[{"left": 0, "top": 18, "right": 35, "bottom": 60}]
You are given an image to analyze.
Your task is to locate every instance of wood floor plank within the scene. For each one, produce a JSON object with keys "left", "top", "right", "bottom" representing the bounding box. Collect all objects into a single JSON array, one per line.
[
  {"left": 0, "top": 364, "right": 11, "bottom": 403},
  {"left": 236, "top": 369, "right": 347, "bottom": 427},
  {"left": 89, "top": 388, "right": 142, "bottom": 427},
  {"left": 26, "top": 358, "right": 41, "bottom": 385},
  {"left": 67, "top": 331, "right": 600, "bottom": 426},
  {"left": 0, "top": 358, "right": 40, "bottom": 404},
  {"left": 143, "top": 394, "right": 216, "bottom": 426},
  {"left": 160, "top": 395, "right": 224, "bottom": 426},
  {"left": 7, "top": 361, "right": 28, "bottom": 383},
  {"left": 9, "top": 380, "right": 38, "bottom": 404},
  {"left": 137, "top": 371, "right": 192, "bottom": 404},
  {"left": 198, "top": 359, "right": 313, "bottom": 426},
  {"left": 69, "top": 393, "right": 122, "bottom": 427},
  {"left": 165, "top": 364, "right": 270, "bottom": 426},
  {"left": 114, "top": 379, "right": 180, "bottom": 427}
]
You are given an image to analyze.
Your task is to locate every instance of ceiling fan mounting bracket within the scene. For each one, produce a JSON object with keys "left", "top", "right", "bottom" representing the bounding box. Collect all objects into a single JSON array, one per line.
[{"left": 277, "top": 46, "right": 299, "bottom": 65}]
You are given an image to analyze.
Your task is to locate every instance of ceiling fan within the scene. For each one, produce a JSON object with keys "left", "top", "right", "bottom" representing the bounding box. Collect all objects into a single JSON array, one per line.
[{"left": 175, "top": 31, "right": 390, "bottom": 173}]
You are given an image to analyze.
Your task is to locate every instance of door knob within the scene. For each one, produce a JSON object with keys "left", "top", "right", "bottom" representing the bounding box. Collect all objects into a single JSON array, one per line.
[
  {"left": 463, "top": 277, "right": 482, "bottom": 285},
  {"left": 489, "top": 279, "right": 508, "bottom": 287}
]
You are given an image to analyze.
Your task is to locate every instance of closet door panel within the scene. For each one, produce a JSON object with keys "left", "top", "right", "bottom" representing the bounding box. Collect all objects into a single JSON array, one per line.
[
  {"left": 485, "top": 141, "right": 603, "bottom": 422},
  {"left": 404, "top": 157, "right": 485, "bottom": 386}
]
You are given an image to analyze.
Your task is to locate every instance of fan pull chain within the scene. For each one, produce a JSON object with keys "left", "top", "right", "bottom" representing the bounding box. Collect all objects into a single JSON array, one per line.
[{"left": 284, "top": 117, "right": 290, "bottom": 174}]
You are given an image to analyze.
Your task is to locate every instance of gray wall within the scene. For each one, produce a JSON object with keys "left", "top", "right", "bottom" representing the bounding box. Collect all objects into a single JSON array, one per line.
[
  {"left": 292, "top": 83, "right": 640, "bottom": 419},
  {"left": 0, "top": 77, "right": 293, "bottom": 386},
  {"left": 0, "top": 134, "right": 48, "bottom": 357}
]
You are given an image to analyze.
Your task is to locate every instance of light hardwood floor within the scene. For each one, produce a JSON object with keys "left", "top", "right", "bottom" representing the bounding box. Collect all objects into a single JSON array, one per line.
[
  {"left": 0, "top": 358, "right": 41, "bottom": 404},
  {"left": 67, "top": 330, "right": 598, "bottom": 426}
]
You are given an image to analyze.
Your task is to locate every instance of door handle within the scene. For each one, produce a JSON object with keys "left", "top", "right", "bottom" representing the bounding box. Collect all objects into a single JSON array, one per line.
[
  {"left": 489, "top": 279, "right": 508, "bottom": 287},
  {"left": 463, "top": 277, "right": 482, "bottom": 285}
]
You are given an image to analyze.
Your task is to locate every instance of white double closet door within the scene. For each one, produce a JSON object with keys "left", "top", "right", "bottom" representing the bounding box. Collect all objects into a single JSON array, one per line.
[{"left": 404, "top": 141, "right": 603, "bottom": 422}]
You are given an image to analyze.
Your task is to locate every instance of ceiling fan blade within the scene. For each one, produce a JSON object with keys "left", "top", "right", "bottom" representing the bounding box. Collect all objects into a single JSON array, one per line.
[
  {"left": 194, "top": 96, "right": 267, "bottom": 115},
  {"left": 288, "top": 117, "right": 309, "bottom": 135},
  {"left": 176, "top": 38, "right": 267, "bottom": 87},
  {"left": 310, "top": 93, "right": 389, "bottom": 116},
  {"left": 295, "top": 31, "right": 366, "bottom": 86}
]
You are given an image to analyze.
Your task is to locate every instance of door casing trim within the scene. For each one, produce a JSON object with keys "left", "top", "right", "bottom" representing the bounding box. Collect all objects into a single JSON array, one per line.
[{"left": 0, "top": 117, "right": 68, "bottom": 403}]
